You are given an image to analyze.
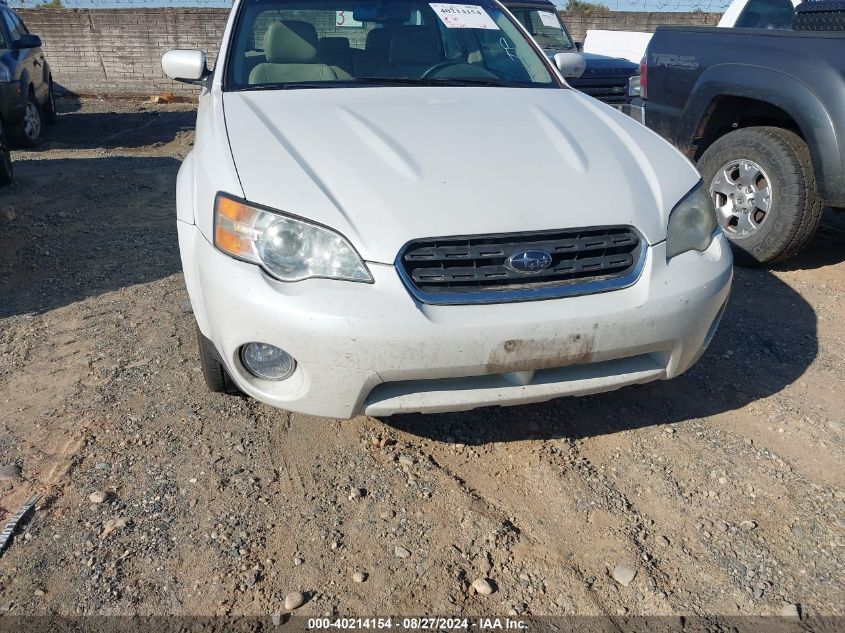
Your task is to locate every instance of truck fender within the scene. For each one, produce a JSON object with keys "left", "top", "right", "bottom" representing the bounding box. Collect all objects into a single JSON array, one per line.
[{"left": 678, "top": 63, "right": 843, "bottom": 205}]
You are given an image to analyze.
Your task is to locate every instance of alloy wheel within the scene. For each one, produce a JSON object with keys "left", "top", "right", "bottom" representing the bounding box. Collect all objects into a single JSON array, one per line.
[
  {"left": 23, "top": 102, "right": 41, "bottom": 140},
  {"left": 709, "top": 159, "right": 773, "bottom": 239}
]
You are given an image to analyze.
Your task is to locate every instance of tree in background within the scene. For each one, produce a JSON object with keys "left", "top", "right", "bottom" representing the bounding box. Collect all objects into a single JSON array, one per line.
[
  {"left": 565, "top": 0, "right": 611, "bottom": 14},
  {"left": 39, "top": 0, "right": 64, "bottom": 7}
]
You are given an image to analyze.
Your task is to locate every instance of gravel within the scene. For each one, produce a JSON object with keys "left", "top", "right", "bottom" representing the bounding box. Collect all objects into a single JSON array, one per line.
[
  {"left": 471, "top": 578, "right": 495, "bottom": 596},
  {"left": 0, "top": 464, "right": 21, "bottom": 481},
  {"left": 611, "top": 565, "right": 637, "bottom": 587},
  {"left": 284, "top": 592, "right": 305, "bottom": 611},
  {"left": 88, "top": 491, "right": 109, "bottom": 504}
]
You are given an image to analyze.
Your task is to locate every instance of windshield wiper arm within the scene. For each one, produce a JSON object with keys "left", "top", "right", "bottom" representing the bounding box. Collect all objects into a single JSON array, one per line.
[
  {"left": 354, "top": 76, "right": 510, "bottom": 87},
  {"left": 353, "top": 76, "right": 440, "bottom": 85},
  {"left": 429, "top": 77, "right": 511, "bottom": 87}
]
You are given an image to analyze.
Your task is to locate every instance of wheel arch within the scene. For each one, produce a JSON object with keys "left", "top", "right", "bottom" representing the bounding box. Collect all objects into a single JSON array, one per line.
[
  {"left": 678, "top": 64, "right": 841, "bottom": 205},
  {"left": 176, "top": 150, "right": 196, "bottom": 224}
]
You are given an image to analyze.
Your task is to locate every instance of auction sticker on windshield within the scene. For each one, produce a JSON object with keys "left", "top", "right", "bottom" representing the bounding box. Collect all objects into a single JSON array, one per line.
[
  {"left": 538, "top": 10, "right": 562, "bottom": 28},
  {"left": 429, "top": 3, "right": 500, "bottom": 29}
]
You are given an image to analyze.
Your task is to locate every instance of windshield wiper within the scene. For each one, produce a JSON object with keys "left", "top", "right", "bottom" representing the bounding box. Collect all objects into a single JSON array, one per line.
[
  {"left": 232, "top": 76, "right": 517, "bottom": 92},
  {"left": 233, "top": 82, "right": 341, "bottom": 91},
  {"left": 352, "top": 76, "right": 442, "bottom": 86},
  {"left": 354, "top": 76, "right": 511, "bottom": 87}
]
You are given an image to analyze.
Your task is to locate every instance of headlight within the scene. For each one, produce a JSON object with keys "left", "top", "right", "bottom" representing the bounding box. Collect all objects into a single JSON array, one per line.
[
  {"left": 0, "top": 64, "right": 11, "bottom": 83},
  {"left": 214, "top": 194, "right": 372, "bottom": 283},
  {"left": 627, "top": 75, "right": 642, "bottom": 98},
  {"left": 666, "top": 183, "right": 718, "bottom": 259}
]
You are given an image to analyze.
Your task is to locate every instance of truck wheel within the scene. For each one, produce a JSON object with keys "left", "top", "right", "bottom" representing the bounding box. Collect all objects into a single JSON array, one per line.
[
  {"left": 698, "top": 126, "right": 822, "bottom": 266},
  {"left": 0, "top": 119, "right": 12, "bottom": 187},
  {"left": 12, "top": 90, "right": 44, "bottom": 147},
  {"left": 196, "top": 325, "right": 240, "bottom": 395}
]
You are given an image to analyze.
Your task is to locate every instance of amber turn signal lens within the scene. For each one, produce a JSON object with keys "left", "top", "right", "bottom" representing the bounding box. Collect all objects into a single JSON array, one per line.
[
  {"left": 216, "top": 196, "right": 253, "bottom": 223},
  {"left": 214, "top": 195, "right": 260, "bottom": 260}
]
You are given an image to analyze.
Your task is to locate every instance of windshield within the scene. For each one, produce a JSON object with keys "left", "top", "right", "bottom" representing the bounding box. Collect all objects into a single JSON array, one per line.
[
  {"left": 225, "top": 0, "right": 558, "bottom": 90},
  {"left": 508, "top": 7, "right": 573, "bottom": 51}
]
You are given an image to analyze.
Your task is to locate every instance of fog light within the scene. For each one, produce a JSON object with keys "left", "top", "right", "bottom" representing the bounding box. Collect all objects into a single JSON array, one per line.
[{"left": 240, "top": 343, "right": 296, "bottom": 381}]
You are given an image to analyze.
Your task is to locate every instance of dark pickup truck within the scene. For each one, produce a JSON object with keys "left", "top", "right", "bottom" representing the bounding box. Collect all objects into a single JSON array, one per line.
[{"left": 641, "top": 26, "right": 845, "bottom": 264}]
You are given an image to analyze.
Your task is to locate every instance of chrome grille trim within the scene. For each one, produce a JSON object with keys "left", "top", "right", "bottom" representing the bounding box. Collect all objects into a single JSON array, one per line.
[{"left": 395, "top": 226, "right": 648, "bottom": 306}]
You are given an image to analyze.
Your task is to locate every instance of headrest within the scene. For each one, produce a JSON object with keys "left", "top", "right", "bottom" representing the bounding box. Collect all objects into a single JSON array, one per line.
[
  {"left": 389, "top": 26, "right": 441, "bottom": 65},
  {"left": 264, "top": 20, "right": 319, "bottom": 63},
  {"left": 319, "top": 37, "right": 350, "bottom": 54},
  {"left": 365, "top": 27, "right": 394, "bottom": 53}
]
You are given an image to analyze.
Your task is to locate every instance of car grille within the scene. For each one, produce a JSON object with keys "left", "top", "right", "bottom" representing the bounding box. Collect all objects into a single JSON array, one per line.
[
  {"left": 569, "top": 76, "right": 631, "bottom": 105},
  {"left": 397, "top": 226, "right": 644, "bottom": 305}
]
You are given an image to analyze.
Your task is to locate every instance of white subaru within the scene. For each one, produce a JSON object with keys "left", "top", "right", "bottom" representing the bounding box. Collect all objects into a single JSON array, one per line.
[{"left": 163, "top": 0, "right": 732, "bottom": 419}]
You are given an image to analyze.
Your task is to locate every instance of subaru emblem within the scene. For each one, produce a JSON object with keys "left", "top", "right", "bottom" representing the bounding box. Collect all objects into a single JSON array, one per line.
[{"left": 506, "top": 250, "right": 553, "bottom": 273}]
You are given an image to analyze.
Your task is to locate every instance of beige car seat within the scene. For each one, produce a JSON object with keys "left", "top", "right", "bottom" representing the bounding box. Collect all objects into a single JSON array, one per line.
[{"left": 249, "top": 20, "right": 345, "bottom": 84}]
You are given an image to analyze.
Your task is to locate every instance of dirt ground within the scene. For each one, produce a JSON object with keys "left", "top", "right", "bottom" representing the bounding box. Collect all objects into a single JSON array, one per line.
[{"left": 0, "top": 98, "right": 843, "bottom": 622}]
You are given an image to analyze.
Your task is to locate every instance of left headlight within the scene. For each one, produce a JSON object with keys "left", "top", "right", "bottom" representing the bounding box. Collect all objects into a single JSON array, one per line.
[
  {"left": 213, "top": 194, "right": 373, "bottom": 283},
  {"left": 666, "top": 182, "right": 718, "bottom": 259}
]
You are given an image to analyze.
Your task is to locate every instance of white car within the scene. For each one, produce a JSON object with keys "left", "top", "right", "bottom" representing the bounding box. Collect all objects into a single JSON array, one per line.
[
  {"left": 163, "top": 0, "right": 732, "bottom": 419},
  {"left": 584, "top": 0, "right": 802, "bottom": 64}
]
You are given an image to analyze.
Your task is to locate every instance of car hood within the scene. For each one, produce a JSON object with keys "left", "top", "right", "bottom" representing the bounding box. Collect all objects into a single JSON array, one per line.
[
  {"left": 580, "top": 52, "right": 639, "bottom": 75},
  {"left": 542, "top": 49, "right": 638, "bottom": 74},
  {"left": 223, "top": 87, "right": 698, "bottom": 264}
]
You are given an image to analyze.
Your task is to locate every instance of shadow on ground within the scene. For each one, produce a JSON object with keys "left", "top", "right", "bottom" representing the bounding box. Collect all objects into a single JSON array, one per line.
[
  {"left": 0, "top": 103, "right": 196, "bottom": 317},
  {"left": 775, "top": 208, "right": 845, "bottom": 272},
  {"left": 0, "top": 155, "right": 182, "bottom": 318},
  {"left": 37, "top": 99, "right": 197, "bottom": 151}
]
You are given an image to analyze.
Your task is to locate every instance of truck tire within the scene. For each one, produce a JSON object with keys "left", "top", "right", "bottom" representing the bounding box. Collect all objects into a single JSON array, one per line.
[
  {"left": 698, "top": 126, "right": 822, "bottom": 266},
  {"left": 43, "top": 81, "right": 57, "bottom": 125},
  {"left": 196, "top": 325, "right": 240, "bottom": 395}
]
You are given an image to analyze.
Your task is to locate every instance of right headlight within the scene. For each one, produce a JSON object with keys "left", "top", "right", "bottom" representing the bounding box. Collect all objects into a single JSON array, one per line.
[
  {"left": 666, "top": 182, "right": 718, "bottom": 259},
  {"left": 213, "top": 193, "right": 373, "bottom": 283},
  {"left": 0, "top": 64, "right": 11, "bottom": 83}
]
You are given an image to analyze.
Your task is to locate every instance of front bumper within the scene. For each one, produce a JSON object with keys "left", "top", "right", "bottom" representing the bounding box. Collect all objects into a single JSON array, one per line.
[{"left": 179, "top": 222, "right": 732, "bottom": 419}]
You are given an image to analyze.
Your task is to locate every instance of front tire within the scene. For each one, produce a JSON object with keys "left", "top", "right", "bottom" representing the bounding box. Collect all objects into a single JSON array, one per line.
[
  {"left": 196, "top": 325, "right": 240, "bottom": 395},
  {"left": 43, "top": 81, "right": 57, "bottom": 125},
  {"left": 698, "top": 126, "right": 822, "bottom": 266},
  {"left": 13, "top": 90, "right": 44, "bottom": 147}
]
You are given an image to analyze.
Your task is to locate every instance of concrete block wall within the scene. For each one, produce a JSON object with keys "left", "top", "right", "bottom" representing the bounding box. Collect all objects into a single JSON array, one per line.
[
  {"left": 561, "top": 11, "right": 721, "bottom": 42},
  {"left": 15, "top": 8, "right": 721, "bottom": 97},
  {"left": 17, "top": 8, "right": 230, "bottom": 96}
]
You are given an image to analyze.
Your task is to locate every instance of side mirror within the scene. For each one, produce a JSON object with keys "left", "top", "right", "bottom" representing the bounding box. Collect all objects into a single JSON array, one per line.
[
  {"left": 16, "top": 34, "right": 42, "bottom": 49},
  {"left": 575, "top": 41, "right": 583, "bottom": 52},
  {"left": 162, "top": 49, "right": 209, "bottom": 84},
  {"left": 554, "top": 52, "right": 586, "bottom": 80}
]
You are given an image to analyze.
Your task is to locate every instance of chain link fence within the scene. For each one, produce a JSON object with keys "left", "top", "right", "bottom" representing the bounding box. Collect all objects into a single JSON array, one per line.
[{"left": 7, "top": 0, "right": 730, "bottom": 13}]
